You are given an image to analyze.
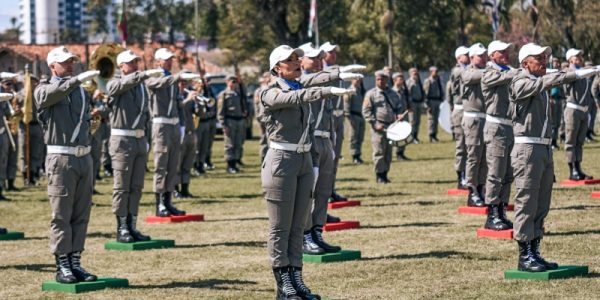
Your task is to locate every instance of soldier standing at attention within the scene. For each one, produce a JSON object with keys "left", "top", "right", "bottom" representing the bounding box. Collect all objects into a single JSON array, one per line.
[
  {"left": 18, "top": 75, "right": 44, "bottom": 186},
  {"left": 406, "top": 67, "right": 424, "bottom": 144},
  {"left": 1, "top": 78, "right": 21, "bottom": 192},
  {"left": 550, "top": 57, "right": 566, "bottom": 149},
  {"left": 363, "top": 70, "right": 406, "bottom": 184},
  {"left": 192, "top": 78, "right": 215, "bottom": 174},
  {"left": 218, "top": 75, "right": 247, "bottom": 174},
  {"left": 423, "top": 66, "right": 444, "bottom": 143},
  {"left": 344, "top": 77, "right": 366, "bottom": 164},
  {"left": 261, "top": 45, "right": 353, "bottom": 300},
  {"left": 106, "top": 50, "right": 162, "bottom": 243},
  {"left": 254, "top": 72, "right": 271, "bottom": 163},
  {"left": 563, "top": 48, "right": 596, "bottom": 180},
  {"left": 450, "top": 46, "right": 470, "bottom": 189},
  {"left": 176, "top": 80, "right": 199, "bottom": 198},
  {"left": 510, "top": 43, "right": 588, "bottom": 272},
  {"left": 461, "top": 43, "right": 488, "bottom": 207},
  {"left": 481, "top": 40, "right": 518, "bottom": 231},
  {"left": 146, "top": 48, "right": 200, "bottom": 217},
  {"left": 391, "top": 72, "right": 411, "bottom": 161},
  {"left": 0, "top": 90, "right": 15, "bottom": 200},
  {"left": 35, "top": 46, "right": 100, "bottom": 283}
]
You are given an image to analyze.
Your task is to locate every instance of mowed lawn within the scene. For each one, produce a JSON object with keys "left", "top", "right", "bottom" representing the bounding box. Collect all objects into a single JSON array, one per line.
[{"left": 1, "top": 120, "right": 600, "bottom": 299}]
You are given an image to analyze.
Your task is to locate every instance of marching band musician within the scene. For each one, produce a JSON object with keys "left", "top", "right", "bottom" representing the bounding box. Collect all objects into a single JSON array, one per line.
[
  {"left": 0, "top": 87, "right": 16, "bottom": 200},
  {"left": 176, "top": 79, "right": 200, "bottom": 198},
  {"left": 449, "top": 46, "right": 470, "bottom": 189}
]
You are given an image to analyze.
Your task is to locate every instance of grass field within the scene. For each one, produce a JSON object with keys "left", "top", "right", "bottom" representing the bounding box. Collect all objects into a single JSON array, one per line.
[{"left": 1, "top": 121, "right": 600, "bottom": 299}]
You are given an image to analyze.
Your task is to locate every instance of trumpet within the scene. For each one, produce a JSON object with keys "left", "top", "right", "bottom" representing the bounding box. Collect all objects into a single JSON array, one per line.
[{"left": 185, "top": 88, "right": 215, "bottom": 108}]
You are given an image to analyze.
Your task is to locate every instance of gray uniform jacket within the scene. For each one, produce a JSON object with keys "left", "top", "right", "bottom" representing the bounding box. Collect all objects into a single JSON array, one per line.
[
  {"left": 406, "top": 78, "right": 424, "bottom": 102},
  {"left": 565, "top": 65, "right": 595, "bottom": 107},
  {"left": 344, "top": 88, "right": 365, "bottom": 117},
  {"left": 363, "top": 87, "right": 403, "bottom": 127},
  {"left": 35, "top": 76, "right": 91, "bottom": 146},
  {"left": 593, "top": 76, "right": 600, "bottom": 106},
  {"left": 510, "top": 70, "right": 577, "bottom": 139},
  {"left": 218, "top": 88, "right": 246, "bottom": 122},
  {"left": 482, "top": 63, "right": 520, "bottom": 118},
  {"left": 461, "top": 65, "right": 486, "bottom": 113},
  {"left": 145, "top": 73, "right": 184, "bottom": 123},
  {"left": 450, "top": 64, "right": 465, "bottom": 106},
  {"left": 106, "top": 71, "right": 150, "bottom": 130},
  {"left": 181, "top": 96, "right": 197, "bottom": 132},
  {"left": 423, "top": 76, "right": 444, "bottom": 101},
  {"left": 392, "top": 85, "right": 410, "bottom": 111}
]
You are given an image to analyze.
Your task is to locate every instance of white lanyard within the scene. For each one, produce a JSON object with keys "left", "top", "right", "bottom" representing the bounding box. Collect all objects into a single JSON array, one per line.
[
  {"left": 70, "top": 87, "right": 86, "bottom": 143},
  {"left": 132, "top": 83, "right": 146, "bottom": 129},
  {"left": 167, "top": 85, "right": 174, "bottom": 116}
]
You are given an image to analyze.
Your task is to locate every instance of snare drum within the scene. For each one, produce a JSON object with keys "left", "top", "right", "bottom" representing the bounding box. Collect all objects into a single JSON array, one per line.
[{"left": 386, "top": 121, "right": 413, "bottom": 146}]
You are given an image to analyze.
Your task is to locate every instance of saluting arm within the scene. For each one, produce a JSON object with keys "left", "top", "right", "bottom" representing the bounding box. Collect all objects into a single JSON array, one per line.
[
  {"left": 261, "top": 87, "right": 332, "bottom": 110},
  {"left": 299, "top": 68, "right": 341, "bottom": 87},
  {"left": 34, "top": 77, "right": 81, "bottom": 109},
  {"left": 107, "top": 72, "right": 148, "bottom": 97},
  {"left": 145, "top": 74, "right": 178, "bottom": 89},
  {"left": 482, "top": 68, "right": 519, "bottom": 88},
  {"left": 461, "top": 68, "right": 484, "bottom": 85}
]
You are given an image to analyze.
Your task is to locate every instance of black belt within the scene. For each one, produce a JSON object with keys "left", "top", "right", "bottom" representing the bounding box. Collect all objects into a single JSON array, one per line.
[
  {"left": 350, "top": 111, "right": 363, "bottom": 117},
  {"left": 224, "top": 116, "right": 244, "bottom": 121}
]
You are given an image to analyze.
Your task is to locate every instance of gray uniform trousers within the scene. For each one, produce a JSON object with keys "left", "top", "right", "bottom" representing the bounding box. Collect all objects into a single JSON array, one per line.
[
  {"left": 371, "top": 128, "right": 392, "bottom": 174},
  {"left": 410, "top": 101, "right": 423, "bottom": 139},
  {"left": 427, "top": 100, "right": 442, "bottom": 136},
  {"left": 484, "top": 122, "right": 514, "bottom": 205},
  {"left": 258, "top": 123, "right": 268, "bottom": 162},
  {"left": 512, "top": 144, "right": 553, "bottom": 242},
  {"left": 179, "top": 132, "right": 197, "bottom": 184},
  {"left": 47, "top": 153, "right": 93, "bottom": 255},
  {"left": 589, "top": 103, "right": 597, "bottom": 133},
  {"left": 195, "top": 121, "right": 209, "bottom": 166},
  {"left": 100, "top": 122, "right": 111, "bottom": 168},
  {"left": 19, "top": 123, "right": 44, "bottom": 176},
  {"left": 551, "top": 100, "right": 562, "bottom": 142},
  {"left": 559, "top": 100, "right": 567, "bottom": 139},
  {"left": 564, "top": 107, "right": 587, "bottom": 163},
  {"left": 332, "top": 114, "right": 344, "bottom": 186},
  {"left": 110, "top": 136, "right": 147, "bottom": 217},
  {"left": 452, "top": 108, "right": 466, "bottom": 172},
  {"left": 0, "top": 133, "right": 9, "bottom": 185},
  {"left": 152, "top": 123, "right": 181, "bottom": 193},
  {"left": 347, "top": 114, "right": 365, "bottom": 157},
  {"left": 262, "top": 149, "right": 313, "bottom": 268},
  {"left": 223, "top": 119, "right": 245, "bottom": 162},
  {"left": 462, "top": 116, "right": 487, "bottom": 188},
  {"left": 91, "top": 131, "right": 102, "bottom": 181},
  {"left": 206, "top": 119, "right": 217, "bottom": 164},
  {"left": 306, "top": 137, "right": 335, "bottom": 229},
  {"left": 7, "top": 132, "right": 18, "bottom": 180}
]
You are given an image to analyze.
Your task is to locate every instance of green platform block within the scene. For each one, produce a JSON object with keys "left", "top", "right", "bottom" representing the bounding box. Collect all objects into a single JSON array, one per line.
[
  {"left": 97, "top": 277, "right": 129, "bottom": 288},
  {"left": 303, "top": 250, "right": 361, "bottom": 263},
  {"left": 104, "top": 239, "right": 175, "bottom": 251},
  {"left": 42, "top": 280, "right": 106, "bottom": 294},
  {"left": 0, "top": 231, "right": 25, "bottom": 241},
  {"left": 504, "top": 265, "right": 588, "bottom": 281}
]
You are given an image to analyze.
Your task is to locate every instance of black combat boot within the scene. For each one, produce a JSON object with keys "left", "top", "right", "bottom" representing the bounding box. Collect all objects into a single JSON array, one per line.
[
  {"left": 195, "top": 162, "right": 206, "bottom": 174},
  {"left": 397, "top": 148, "right": 410, "bottom": 161},
  {"left": 352, "top": 155, "right": 364, "bottom": 165},
  {"left": 551, "top": 139, "right": 560, "bottom": 150},
  {"left": 326, "top": 214, "right": 340, "bottom": 223},
  {"left": 205, "top": 158, "right": 214, "bottom": 170},
  {"left": 498, "top": 202, "right": 513, "bottom": 228},
  {"left": 163, "top": 192, "right": 186, "bottom": 216},
  {"left": 531, "top": 237, "right": 558, "bottom": 270},
  {"left": 484, "top": 204, "right": 511, "bottom": 231},
  {"left": 289, "top": 266, "right": 321, "bottom": 300},
  {"left": 312, "top": 226, "right": 341, "bottom": 253},
  {"left": 456, "top": 171, "right": 467, "bottom": 189},
  {"left": 127, "top": 214, "right": 151, "bottom": 241},
  {"left": 181, "top": 183, "right": 194, "bottom": 198},
  {"left": 517, "top": 241, "right": 546, "bottom": 272},
  {"left": 429, "top": 133, "right": 439, "bottom": 143},
  {"left": 477, "top": 185, "right": 486, "bottom": 202},
  {"left": 155, "top": 193, "right": 171, "bottom": 217},
  {"left": 55, "top": 254, "right": 77, "bottom": 284},
  {"left": 575, "top": 161, "right": 593, "bottom": 180},
  {"left": 103, "top": 163, "right": 113, "bottom": 177},
  {"left": 0, "top": 227, "right": 6, "bottom": 234},
  {"left": 329, "top": 191, "right": 347, "bottom": 202},
  {"left": 7, "top": 179, "right": 19, "bottom": 192},
  {"left": 303, "top": 231, "right": 325, "bottom": 255},
  {"left": 236, "top": 159, "right": 245, "bottom": 168},
  {"left": 273, "top": 267, "right": 302, "bottom": 300},
  {"left": 116, "top": 216, "right": 134, "bottom": 243},
  {"left": 226, "top": 160, "right": 238, "bottom": 174},
  {"left": 376, "top": 173, "right": 388, "bottom": 184},
  {"left": 69, "top": 252, "right": 97, "bottom": 282},
  {"left": 467, "top": 187, "right": 485, "bottom": 207}
]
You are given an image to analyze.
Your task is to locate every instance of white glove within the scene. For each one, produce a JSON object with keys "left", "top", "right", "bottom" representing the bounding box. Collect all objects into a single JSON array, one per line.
[
  {"left": 0, "top": 93, "right": 13, "bottom": 102},
  {"left": 545, "top": 69, "right": 559, "bottom": 74},
  {"left": 340, "top": 64, "right": 367, "bottom": 73},
  {"left": 77, "top": 70, "right": 100, "bottom": 82},
  {"left": 330, "top": 87, "right": 355, "bottom": 96},
  {"left": 179, "top": 126, "right": 186, "bottom": 143},
  {"left": 145, "top": 69, "right": 164, "bottom": 78},
  {"left": 179, "top": 73, "right": 201, "bottom": 80},
  {"left": 339, "top": 72, "right": 364, "bottom": 81},
  {"left": 575, "top": 68, "right": 597, "bottom": 79},
  {"left": 331, "top": 149, "right": 336, "bottom": 160},
  {"left": 0, "top": 72, "right": 18, "bottom": 79}
]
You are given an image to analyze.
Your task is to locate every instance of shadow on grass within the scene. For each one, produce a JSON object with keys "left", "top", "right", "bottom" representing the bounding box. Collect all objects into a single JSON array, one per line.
[
  {"left": 23, "top": 236, "right": 47, "bottom": 241},
  {"left": 411, "top": 156, "right": 452, "bottom": 162},
  {"left": 406, "top": 179, "right": 455, "bottom": 185},
  {"left": 205, "top": 216, "right": 268, "bottom": 222},
  {"left": 585, "top": 272, "right": 600, "bottom": 278},
  {"left": 336, "top": 177, "right": 369, "bottom": 182},
  {"left": 351, "top": 191, "right": 409, "bottom": 198},
  {"left": 0, "top": 263, "right": 54, "bottom": 273},
  {"left": 361, "top": 222, "right": 451, "bottom": 230},
  {"left": 362, "top": 250, "right": 499, "bottom": 261},
  {"left": 551, "top": 205, "right": 600, "bottom": 211},
  {"left": 129, "top": 278, "right": 264, "bottom": 291},
  {"left": 174, "top": 240, "right": 266, "bottom": 249},
  {"left": 545, "top": 229, "right": 600, "bottom": 236},
  {"left": 87, "top": 231, "right": 114, "bottom": 239}
]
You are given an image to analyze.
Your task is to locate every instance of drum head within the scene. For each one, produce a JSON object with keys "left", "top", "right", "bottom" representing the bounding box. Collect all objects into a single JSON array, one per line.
[
  {"left": 439, "top": 101, "right": 452, "bottom": 134},
  {"left": 386, "top": 121, "right": 412, "bottom": 142}
]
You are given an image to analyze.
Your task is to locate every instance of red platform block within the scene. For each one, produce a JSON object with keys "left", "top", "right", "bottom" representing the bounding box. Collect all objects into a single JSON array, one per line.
[
  {"left": 592, "top": 191, "right": 600, "bottom": 199},
  {"left": 328, "top": 200, "right": 361, "bottom": 210},
  {"left": 458, "top": 204, "right": 515, "bottom": 215},
  {"left": 447, "top": 188, "right": 469, "bottom": 196},
  {"left": 145, "top": 214, "right": 204, "bottom": 224},
  {"left": 323, "top": 221, "right": 360, "bottom": 232},
  {"left": 476, "top": 228, "right": 513, "bottom": 240},
  {"left": 560, "top": 179, "right": 600, "bottom": 187}
]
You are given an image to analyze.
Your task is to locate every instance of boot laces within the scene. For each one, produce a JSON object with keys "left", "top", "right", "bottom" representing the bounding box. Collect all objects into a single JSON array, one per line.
[
  {"left": 280, "top": 271, "right": 297, "bottom": 295},
  {"left": 313, "top": 230, "right": 325, "bottom": 244},
  {"left": 292, "top": 269, "right": 311, "bottom": 293},
  {"left": 304, "top": 233, "right": 319, "bottom": 247},
  {"left": 70, "top": 252, "right": 88, "bottom": 273},
  {"left": 57, "top": 256, "right": 74, "bottom": 276}
]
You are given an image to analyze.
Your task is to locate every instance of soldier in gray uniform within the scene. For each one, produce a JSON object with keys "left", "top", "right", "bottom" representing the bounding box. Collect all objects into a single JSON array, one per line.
[
  {"left": 406, "top": 68, "right": 424, "bottom": 143},
  {"left": 35, "top": 46, "right": 100, "bottom": 283},
  {"left": 1, "top": 78, "right": 20, "bottom": 192},
  {"left": 461, "top": 43, "right": 488, "bottom": 207},
  {"left": 218, "top": 75, "right": 247, "bottom": 174},
  {"left": 593, "top": 75, "right": 600, "bottom": 140},
  {"left": 344, "top": 78, "right": 366, "bottom": 164},
  {"left": 18, "top": 75, "right": 44, "bottom": 186},
  {"left": 481, "top": 41, "right": 518, "bottom": 230},
  {"left": 176, "top": 80, "right": 199, "bottom": 198},
  {"left": 261, "top": 45, "right": 353, "bottom": 300},
  {"left": 550, "top": 58, "right": 565, "bottom": 149},
  {"left": 564, "top": 48, "right": 595, "bottom": 180},
  {"left": 0, "top": 91, "right": 14, "bottom": 200},
  {"left": 146, "top": 48, "right": 200, "bottom": 217},
  {"left": 392, "top": 72, "right": 411, "bottom": 161},
  {"left": 106, "top": 50, "right": 161, "bottom": 243},
  {"left": 254, "top": 72, "right": 271, "bottom": 163},
  {"left": 89, "top": 89, "right": 108, "bottom": 194},
  {"left": 193, "top": 78, "right": 216, "bottom": 174},
  {"left": 363, "top": 70, "right": 406, "bottom": 184},
  {"left": 423, "top": 66, "right": 444, "bottom": 143},
  {"left": 510, "top": 43, "right": 587, "bottom": 272},
  {"left": 450, "top": 46, "right": 470, "bottom": 189}
]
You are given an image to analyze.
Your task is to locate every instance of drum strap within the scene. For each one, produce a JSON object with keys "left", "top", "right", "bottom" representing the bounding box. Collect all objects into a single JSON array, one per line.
[{"left": 381, "top": 91, "right": 399, "bottom": 114}]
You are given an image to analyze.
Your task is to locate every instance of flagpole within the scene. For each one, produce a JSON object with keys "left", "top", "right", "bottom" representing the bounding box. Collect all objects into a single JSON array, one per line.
[{"left": 315, "top": 1, "right": 319, "bottom": 47}]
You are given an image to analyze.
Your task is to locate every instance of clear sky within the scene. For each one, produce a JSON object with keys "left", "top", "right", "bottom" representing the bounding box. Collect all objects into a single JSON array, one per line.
[{"left": 0, "top": 0, "right": 21, "bottom": 32}]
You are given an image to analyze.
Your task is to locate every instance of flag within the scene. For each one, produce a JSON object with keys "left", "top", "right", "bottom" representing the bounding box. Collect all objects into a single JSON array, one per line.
[
  {"left": 308, "top": 0, "right": 317, "bottom": 38},
  {"left": 117, "top": 0, "right": 128, "bottom": 42},
  {"left": 22, "top": 71, "right": 33, "bottom": 124}
]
